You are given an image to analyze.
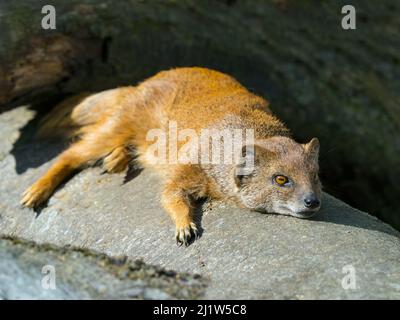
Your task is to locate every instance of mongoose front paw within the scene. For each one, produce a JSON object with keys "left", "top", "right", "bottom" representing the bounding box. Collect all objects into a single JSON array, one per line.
[
  {"left": 102, "top": 147, "right": 129, "bottom": 173},
  {"left": 175, "top": 222, "right": 199, "bottom": 247},
  {"left": 21, "top": 181, "right": 53, "bottom": 209}
]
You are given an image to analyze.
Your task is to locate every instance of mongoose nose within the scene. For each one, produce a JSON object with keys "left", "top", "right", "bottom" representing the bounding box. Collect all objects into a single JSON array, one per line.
[{"left": 304, "top": 194, "right": 320, "bottom": 209}]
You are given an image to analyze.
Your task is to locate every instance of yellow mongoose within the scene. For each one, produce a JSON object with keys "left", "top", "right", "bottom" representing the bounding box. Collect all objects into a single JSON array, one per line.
[{"left": 21, "top": 67, "right": 322, "bottom": 246}]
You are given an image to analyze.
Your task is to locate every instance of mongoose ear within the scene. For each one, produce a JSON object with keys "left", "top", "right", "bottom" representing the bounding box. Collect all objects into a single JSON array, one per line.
[{"left": 304, "top": 137, "right": 320, "bottom": 161}]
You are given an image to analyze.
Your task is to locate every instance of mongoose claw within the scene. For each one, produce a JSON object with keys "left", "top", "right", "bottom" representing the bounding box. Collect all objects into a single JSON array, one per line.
[
  {"left": 20, "top": 182, "right": 51, "bottom": 209},
  {"left": 175, "top": 222, "right": 199, "bottom": 247}
]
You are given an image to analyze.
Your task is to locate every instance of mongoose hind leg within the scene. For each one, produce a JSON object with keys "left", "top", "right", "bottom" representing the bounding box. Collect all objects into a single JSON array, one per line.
[
  {"left": 21, "top": 124, "right": 130, "bottom": 208},
  {"left": 21, "top": 141, "right": 104, "bottom": 208}
]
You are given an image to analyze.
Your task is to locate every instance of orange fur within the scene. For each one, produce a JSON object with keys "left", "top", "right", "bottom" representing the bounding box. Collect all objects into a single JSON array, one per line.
[{"left": 21, "top": 67, "right": 321, "bottom": 246}]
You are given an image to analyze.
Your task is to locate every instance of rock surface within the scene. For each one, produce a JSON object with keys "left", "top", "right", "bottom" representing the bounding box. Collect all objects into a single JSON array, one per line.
[
  {"left": 0, "top": 237, "right": 206, "bottom": 299},
  {"left": 1, "top": 106, "right": 400, "bottom": 299}
]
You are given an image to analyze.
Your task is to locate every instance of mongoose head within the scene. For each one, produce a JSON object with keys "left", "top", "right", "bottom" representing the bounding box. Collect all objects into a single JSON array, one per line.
[{"left": 234, "top": 136, "right": 322, "bottom": 218}]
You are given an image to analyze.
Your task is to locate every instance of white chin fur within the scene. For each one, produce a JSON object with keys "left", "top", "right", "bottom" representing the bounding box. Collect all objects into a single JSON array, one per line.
[
  {"left": 289, "top": 211, "right": 318, "bottom": 219},
  {"left": 273, "top": 204, "right": 319, "bottom": 219}
]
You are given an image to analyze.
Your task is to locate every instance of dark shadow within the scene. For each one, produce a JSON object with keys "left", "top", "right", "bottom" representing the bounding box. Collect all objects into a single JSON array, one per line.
[
  {"left": 10, "top": 94, "right": 69, "bottom": 174},
  {"left": 122, "top": 156, "right": 144, "bottom": 185},
  {"left": 32, "top": 204, "right": 48, "bottom": 218},
  {"left": 123, "top": 165, "right": 143, "bottom": 184},
  {"left": 184, "top": 198, "right": 207, "bottom": 247},
  {"left": 255, "top": 194, "right": 399, "bottom": 238},
  {"left": 307, "top": 195, "right": 400, "bottom": 238}
]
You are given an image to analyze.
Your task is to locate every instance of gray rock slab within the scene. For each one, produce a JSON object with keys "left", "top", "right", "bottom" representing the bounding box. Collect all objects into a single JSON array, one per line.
[
  {"left": 0, "top": 236, "right": 206, "bottom": 299},
  {"left": 1, "top": 106, "right": 400, "bottom": 299}
]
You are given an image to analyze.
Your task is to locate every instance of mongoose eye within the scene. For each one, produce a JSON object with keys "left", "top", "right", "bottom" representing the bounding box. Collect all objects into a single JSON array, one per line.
[{"left": 274, "top": 175, "right": 289, "bottom": 186}]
